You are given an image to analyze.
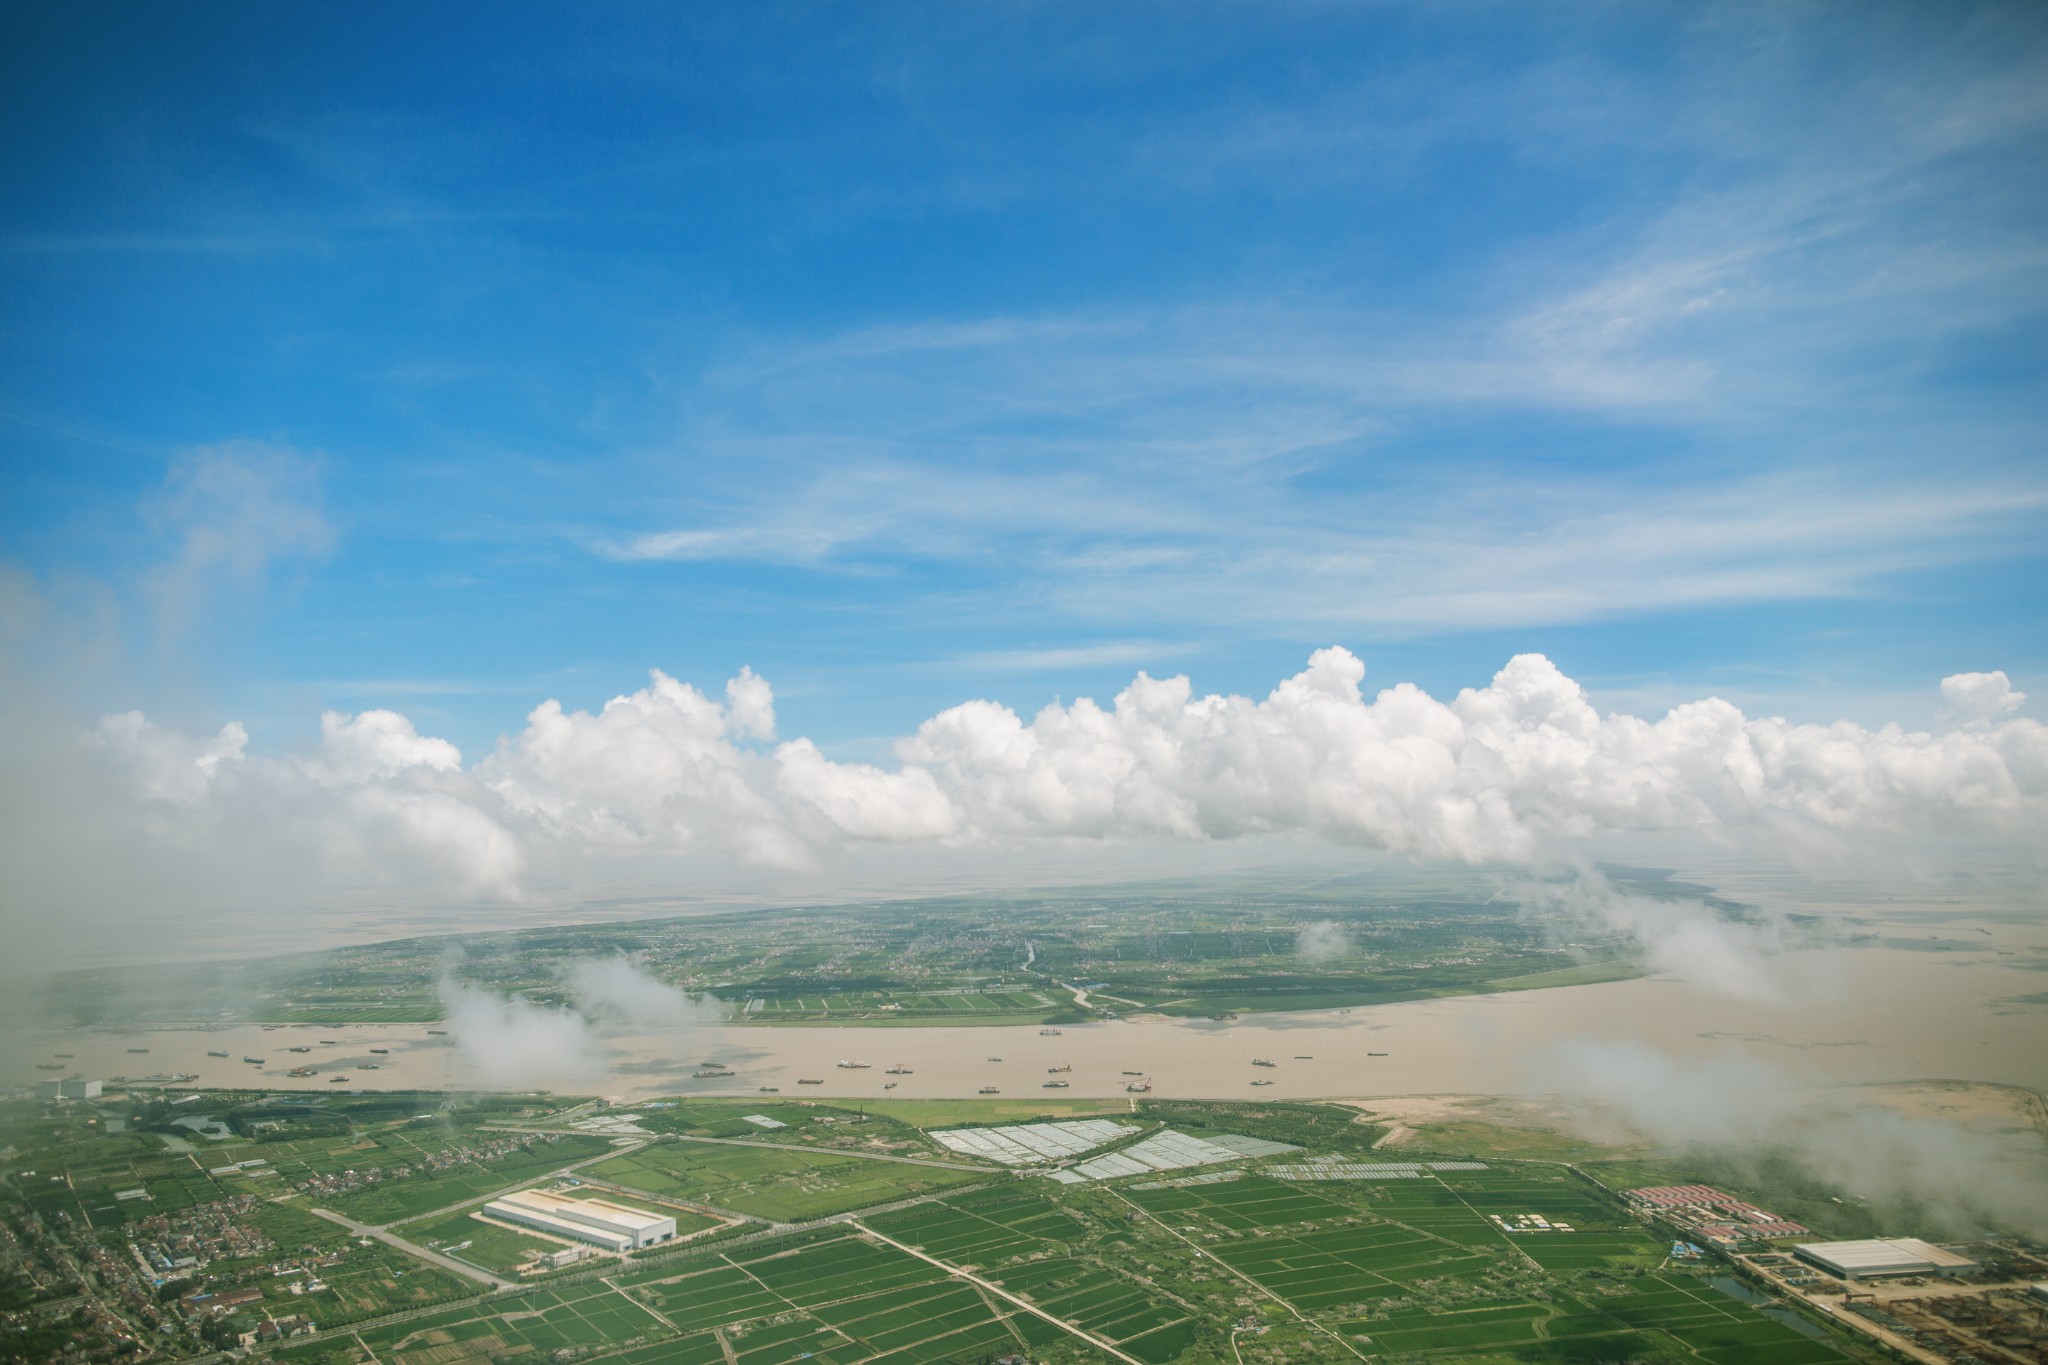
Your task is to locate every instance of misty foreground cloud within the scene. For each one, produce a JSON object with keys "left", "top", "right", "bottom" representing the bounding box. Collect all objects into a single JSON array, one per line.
[
  {"left": 62, "top": 651, "right": 2048, "bottom": 902},
  {"left": 1539, "top": 1040, "right": 2048, "bottom": 1238}
]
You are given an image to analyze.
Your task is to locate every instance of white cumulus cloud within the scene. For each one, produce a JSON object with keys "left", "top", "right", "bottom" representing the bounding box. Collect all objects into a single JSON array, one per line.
[{"left": 42, "top": 651, "right": 2048, "bottom": 916}]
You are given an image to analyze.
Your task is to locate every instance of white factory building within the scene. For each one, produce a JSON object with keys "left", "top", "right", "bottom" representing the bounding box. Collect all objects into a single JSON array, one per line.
[
  {"left": 482, "top": 1189, "right": 676, "bottom": 1252},
  {"left": 1793, "top": 1238, "right": 1978, "bottom": 1281},
  {"left": 37, "top": 1078, "right": 102, "bottom": 1101}
]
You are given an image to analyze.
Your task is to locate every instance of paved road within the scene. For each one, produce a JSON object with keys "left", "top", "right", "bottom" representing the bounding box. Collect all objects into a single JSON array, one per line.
[
  {"left": 480, "top": 1125, "right": 990, "bottom": 1174},
  {"left": 309, "top": 1207, "right": 512, "bottom": 1289},
  {"left": 847, "top": 1219, "right": 1140, "bottom": 1365},
  {"left": 387, "top": 1138, "right": 650, "bottom": 1227}
]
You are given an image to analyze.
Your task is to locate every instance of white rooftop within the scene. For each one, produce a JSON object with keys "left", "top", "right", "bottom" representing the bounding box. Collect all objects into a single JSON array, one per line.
[
  {"left": 1794, "top": 1238, "right": 1977, "bottom": 1274},
  {"left": 1069, "top": 1129, "right": 1296, "bottom": 1182},
  {"left": 929, "top": 1120, "right": 1138, "bottom": 1165}
]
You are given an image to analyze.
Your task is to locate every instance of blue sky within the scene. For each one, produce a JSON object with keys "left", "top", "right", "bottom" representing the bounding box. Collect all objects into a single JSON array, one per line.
[{"left": 3, "top": 1, "right": 2045, "bottom": 761}]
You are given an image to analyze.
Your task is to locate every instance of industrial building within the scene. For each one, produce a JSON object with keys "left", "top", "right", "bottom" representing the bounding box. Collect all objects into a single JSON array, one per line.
[
  {"left": 1793, "top": 1238, "right": 1978, "bottom": 1280},
  {"left": 482, "top": 1189, "right": 676, "bottom": 1252},
  {"left": 36, "top": 1077, "right": 102, "bottom": 1101}
]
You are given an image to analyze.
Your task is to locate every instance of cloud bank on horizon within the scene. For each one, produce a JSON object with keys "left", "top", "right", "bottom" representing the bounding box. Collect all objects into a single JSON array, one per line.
[{"left": 81, "top": 651, "right": 2044, "bottom": 906}]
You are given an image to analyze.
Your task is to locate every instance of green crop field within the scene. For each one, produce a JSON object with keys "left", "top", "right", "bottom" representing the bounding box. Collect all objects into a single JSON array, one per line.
[
  {"left": 43, "top": 872, "right": 1672, "bottom": 1034},
  {"left": 322, "top": 1133, "right": 616, "bottom": 1223},
  {"left": 864, "top": 1184, "right": 1079, "bottom": 1263},
  {"left": 407, "top": 1208, "right": 581, "bottom": 1275},
  {"left": 4, "top": 1084, "right": 1892, "bottom": 1365},
  {"left": 588, "top": 1139, "right": 988, "bottom": 1221},
  {"left": 373, "top": 1234, "right": 1120, "bottom": 1365}
]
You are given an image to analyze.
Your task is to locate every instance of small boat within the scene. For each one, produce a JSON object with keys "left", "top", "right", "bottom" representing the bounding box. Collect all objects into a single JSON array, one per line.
[
  {"left": 1368, "top": 1052, "right": 1387, "bottom": 1057},
  {"left": 758, "top": 1086, "right": 779, "bottom": 1093},
  {"left": 427, "top": 1029, "right": 447, "bottom": 1035},
  {"left": 1125, "top": 1080, "right": 1151, "bottom": 1093},
  {"left": 1039, "top": 1028, "right": 1062, "bottom": 1036},
  {"left": 1121, "top": 1070, "right": 1144, "bottom": 1076},
  {"left": 835, "top": 1060, "right": 871, "bottom": 1069},
  {"left": 797, "top": 1078, "right": 823, "bottom": 1085},
  {"left": 1042, "top": 1081, "right": 1069, "bottom": 1089},
  {"left": 987, "top": 1056, "right": 1003, "bottom": 1062},
  {"left": 1294, "top": 1055, "right": 1313, "bottom": 1060},
  {"left": 206, "top": 1050, "right": 229, "bottom": 1058},
  {"left": 369, "top": 1048, "right": 389, "bottom": 1054},
  {"left": 883, "top": 1082, "right": 897, "bottom": 1090},
  {"left": 126, "top": 1047, "right": 149, "bottom": 1054},
  {"left": 54, "top": 1052, "right": 72, "bottom": 1058},
  {"left": 244, "top": 1057, "right": 265, "bottom": 1064},
  {"left": 1250, "top": 1079, "right": 1273, "bottom": 1087},
  {"left": 1252, "top": 1059, "right": 1276, "bottom": 1067},
  {"left": 329, "top": 1077, "right": 349, "bottom": 1083},
  {"left": 977, "top": 1086, "right": 999, "bottom": 1094},
  {"left": 35, "top": 1063, "right": 63, "bottom": 1071},
  {"left": 289, "top": 1047, "right": 312, "bottom": 1054},
  {"left": 885, "top": 1065, "right": 913, "bottom": 1075},
  {"left": 1047, "top": 1064, "right": 1070, "bottom": 1073}
]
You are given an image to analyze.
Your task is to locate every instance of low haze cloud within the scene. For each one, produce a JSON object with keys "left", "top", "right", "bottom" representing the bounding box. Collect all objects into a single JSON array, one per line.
[
  {"left": 561, "top": 956, "right": 721, "bottom": 1029},
  {"left": 438, "top": 976, "right": 606, "bottom": 1091},
  {"left": 438, "top": 958, "right": 721, "bottom": 1090},
  {"left": 7, "top": 651, "right": 2045, "bottom": 941},
  {"left": 1509, "top": 869, "right": 1792, "bottom": 1000},
  {"left": 1294, "top": 920, "right": 1352, "bottom": 962},
  {"left": 1538, "top": 1039, "right": 2048, "bottom": 1238}
]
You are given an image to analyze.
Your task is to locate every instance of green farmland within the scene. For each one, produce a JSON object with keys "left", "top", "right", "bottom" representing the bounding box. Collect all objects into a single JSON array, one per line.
[
  {"left": 7, "top": 1086, "right": 1892, "bottom": 1365},
  {"left": 361, "top": 1234, "right": 1110, "bottom": 1365},
  {"left": 44, "top": 871, "right": 1683, "bottom": 1031},
  {"left": 325, "top": 1133, "right": 618, "bottom": 1223},
  {"left": 587, "top": 1139, "right": 990, "bottom": 1222}
]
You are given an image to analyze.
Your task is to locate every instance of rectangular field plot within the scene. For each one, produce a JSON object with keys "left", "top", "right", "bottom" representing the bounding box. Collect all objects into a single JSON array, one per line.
[
  {"left": 366, "top": 1281, "right": 674, "bottom": 1363},
  {"left": 990, "top": 1256, "right": 1192, "bottom": 1358},
  {"left": 1212, "top": 1222, "right": 1500, "bottom": 1309},
  {"left": 597, "top": 1335, "right": 732, "bottom": 1365},
  {"left": 1123, "top": 1173, "right": 1355, "bottom": 1230},
  {"left": 1322, "top": 1273, "right": 1852, "bottom": 1365},
  {"left": 1341, "top": 1300, "right": 1554, "bottom": 1354},
  {"left": 1586, "top": 1275, "right": 1852, "bottom": 1364},
  {"left": 864, "top": 1185, "right": 1078, "bottom": 1265},
  {"left": 587, "top": 1140, "right": 984, "bottom": 1222},
  {"left": 408, "top": 1207, "right": 581, "bottom": 1274},
  {"left": 619, "top": 1262, "right": 790, "bottom": 1325},
  {"left": 326, "top": 1134, "right": 618, "bottom": 1223},
  {"left": 609, "top": 1234, "right": 1123, "bottom": 1364},
  {"left": 1434, "top": 1172, "right": 1628, "bottom": 1226},
  {"left": 1512, "top": 1230, "right": 1669, "bottom": 1270}
]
